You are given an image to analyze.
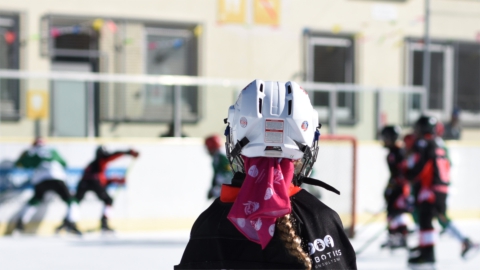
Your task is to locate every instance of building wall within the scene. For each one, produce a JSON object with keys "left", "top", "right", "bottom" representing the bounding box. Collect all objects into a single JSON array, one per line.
[{"left": 0, "top": 0, "right": 479, "bottom": 139}]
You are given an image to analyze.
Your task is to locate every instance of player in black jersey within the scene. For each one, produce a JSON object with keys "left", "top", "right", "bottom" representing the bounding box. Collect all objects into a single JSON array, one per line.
[
  {"left": 380, "top": 126, "right": 412, "bottom": 250},
  {"left": 175, "top": 80, "right": 356, "bottom": 269}
]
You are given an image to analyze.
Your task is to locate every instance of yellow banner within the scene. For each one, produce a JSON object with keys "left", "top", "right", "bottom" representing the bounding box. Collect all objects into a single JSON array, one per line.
[
  {"left": 27, "top": 90, "right": 49, "bottom": 120},
  {"left": 254, "top": 0, "right": 281, "bottom": 26},
  {"left": 218, "top": 0, "right": 247, "bottom": 24}
]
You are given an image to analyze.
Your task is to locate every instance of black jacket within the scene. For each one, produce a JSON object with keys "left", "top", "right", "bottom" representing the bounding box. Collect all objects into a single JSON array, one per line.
[{"left": 175, "top": 189, "right": 357, "bottom": 269}]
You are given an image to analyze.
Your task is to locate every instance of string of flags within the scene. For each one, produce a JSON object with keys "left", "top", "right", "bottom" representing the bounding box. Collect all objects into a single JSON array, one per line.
[
  {"left": 49, "top": 19, "right": 118, "bottom": 38},
  {"left": 321, "top": 15, "right": 428, "bottom": 49},
  {"left": 148, "top": 38, "right": 184, "bottom": 51},
  {"left": 2, "top": 14, "right": 479, "bottom": 48},
  {"left": 3, "top": 30, "right": 16, "bottom": 44}
]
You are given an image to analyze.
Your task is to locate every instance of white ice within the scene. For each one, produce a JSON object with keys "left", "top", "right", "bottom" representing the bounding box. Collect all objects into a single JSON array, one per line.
[{"left": 0, "top": 220, "right": 479, "bottom": 270}]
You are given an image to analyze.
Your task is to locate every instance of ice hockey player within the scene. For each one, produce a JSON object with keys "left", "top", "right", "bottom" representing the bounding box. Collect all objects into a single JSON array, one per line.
[
  {"left": 405, "top": 121, "right": 477, "bottom": 263},
  {"left": 205, "top": 134, "right": 233, "bottom": 199},
  {"left": 73, "top": 145, "right": 138, "bottom": 232},
  {"left": 15, "top": 137, "right": 81, "bottom": 235},
  {"left": 433, "top": 122, "right": 478, "bottom": 259},
  {"left": 405, "top": 115, "right": 451, "bottom": 266},
  {"left": 379, "top": 125, "right": 411, "bottom": 250},
  {"left": 175, "top": 80, "right": 357, "bottom": 269}
]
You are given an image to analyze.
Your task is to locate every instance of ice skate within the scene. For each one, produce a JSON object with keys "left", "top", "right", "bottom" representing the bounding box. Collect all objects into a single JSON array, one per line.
[
  {"left": 13, "top": 219, "right": 25, "bottom": 235},
  {"left": 101, "top": 217, "right": 115, "bottom": 234},
  {"left": 56, "top": 219, "right": 82, "bottom": 236},
  {"left": 408, "top": 246, "right": 435, "bottom": 270},
  {"left": 461, "top": 238, "right": 480, "bottom": 260},
  {"left": 381, "top": 232, "right": 407, "bottom": 250}
]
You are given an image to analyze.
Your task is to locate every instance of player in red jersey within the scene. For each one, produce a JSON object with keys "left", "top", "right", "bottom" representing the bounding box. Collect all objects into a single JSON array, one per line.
[{"left": 72, "top": 146, "right": 138, "bottom": 232}]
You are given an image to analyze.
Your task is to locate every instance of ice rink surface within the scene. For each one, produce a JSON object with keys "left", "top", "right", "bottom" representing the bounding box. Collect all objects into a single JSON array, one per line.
[{"left": 0, "top": 220, "right": 479, "bottom": 270}]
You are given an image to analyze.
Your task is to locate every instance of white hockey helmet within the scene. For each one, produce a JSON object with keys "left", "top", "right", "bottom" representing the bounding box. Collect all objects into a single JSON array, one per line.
[{"left": 224, "top": 80, "right": 320, "bottom": 184}]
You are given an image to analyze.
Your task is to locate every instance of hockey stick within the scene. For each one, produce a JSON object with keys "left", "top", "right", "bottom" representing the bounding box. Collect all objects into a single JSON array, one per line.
[
  {"left": 113, "top": 157, "right": 136, "bottom": 200},
  {"left": 354, "top": 206, "right": 386, "bottom": 237},
  {"left": 355, "top": 226, "right": 387, "bottom": 255}
]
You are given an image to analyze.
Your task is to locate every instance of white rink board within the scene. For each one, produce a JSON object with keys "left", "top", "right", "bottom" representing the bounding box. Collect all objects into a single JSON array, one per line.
[{"left": 1, "top": 139, "right": 479, "bottom": 228}]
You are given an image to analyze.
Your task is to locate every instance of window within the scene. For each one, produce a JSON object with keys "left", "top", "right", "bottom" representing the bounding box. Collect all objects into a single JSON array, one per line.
[
  {"left": 0, "top": 13, "right": 20, "bottom": 121},
  {"left": 456, "top": 43, "right": 480, "bottom": 115},
  {"left": 143, "top": 25, "right": 199, "bottom": 122},
  {"left": 99, "top": 22, "right": 199, "bottom": 123},
  {"left": 305, "top": 33, "right": 357, "bottom": 124},
  {"left": 405, "top": 39, "right": 480, "bottom": 125}
]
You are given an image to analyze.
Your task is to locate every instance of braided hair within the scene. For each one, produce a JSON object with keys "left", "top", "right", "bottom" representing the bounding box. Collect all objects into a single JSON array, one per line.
[{"left": 276, "top": 214, "right": 312, "bottom": 270}]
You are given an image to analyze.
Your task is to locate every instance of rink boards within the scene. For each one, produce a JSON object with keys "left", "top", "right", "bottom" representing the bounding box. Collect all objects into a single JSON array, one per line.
[{"left": 0, "top": 138, "right": 479, "bottom": 235}]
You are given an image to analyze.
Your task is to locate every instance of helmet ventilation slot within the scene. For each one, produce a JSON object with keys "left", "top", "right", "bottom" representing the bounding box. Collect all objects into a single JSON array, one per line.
[
  {"left": 258, "top": 98, "right": 263, "bottom": 114},
  {"left": 259, "top": 84, "right": 264, "bottom": 92},
  {"left": 288, "top": 100, "right": 292, "bottom": 115},
  {"left": 287, "top": 85, "right": 292, "bottom": 94}
]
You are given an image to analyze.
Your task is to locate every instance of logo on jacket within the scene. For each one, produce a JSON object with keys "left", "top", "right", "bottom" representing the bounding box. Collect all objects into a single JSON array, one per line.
[
  {"left": 309, "top": 235, "right": 335, "bottom": 253},
  {"left": 308, "top": 234, "right": 343, "bottom": 265}
]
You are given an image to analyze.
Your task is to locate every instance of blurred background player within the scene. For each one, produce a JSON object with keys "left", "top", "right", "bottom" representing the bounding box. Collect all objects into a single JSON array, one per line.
[
  {"left": 72, "top": 145, "right": 139, "bottom": 232},
  {"left": 405, "top": 119, "right": 477, "bottom": 262},
  {"left": 204, "top": 134, "right": 233, "bottom": 199},
  {"left": 379, "top": 125, "right": 411, "bottom": 250},
  {"left": 176, "top": 80, "right": 357, "bottom": 269},
  {"left": 15, "top": 137, "right": 81, "bottom": 235},
  {"left": 404, "top": 115, "right": 476, "bottom": 266},
  {"left": 442, "top": 108, "right": 462, "bottom": 140},
  {"left": 434, "top": 121, "right": 477, "bottom": 259}
]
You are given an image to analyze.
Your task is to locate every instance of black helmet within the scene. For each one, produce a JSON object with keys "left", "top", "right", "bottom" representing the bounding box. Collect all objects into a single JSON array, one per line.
[
  {"left": 414, "top": 115, "right": 437, "bottom": 135},
  {"left": 380, "top": 125, "right": 401, "bottom": 142},
  {"left": 96, "top": 145, "right": 108, "bottom": 158}
]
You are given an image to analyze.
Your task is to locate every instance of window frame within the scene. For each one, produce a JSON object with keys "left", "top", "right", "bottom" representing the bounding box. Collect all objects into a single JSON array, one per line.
[
  {"left": 0, "top": 12, "right": 21, "bottom": 121},
  {"left": 404, "top": 38, "right": 480, "bottom": 126},
  {"left": 404, "top": 40, "right": 454, "bottom": 124},
  {"left": 304, "top": 32, "right": 358, "bottom": 125}
]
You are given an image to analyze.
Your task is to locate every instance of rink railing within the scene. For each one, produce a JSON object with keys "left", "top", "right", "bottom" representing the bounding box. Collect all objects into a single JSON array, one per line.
[{"left": 0, "top": 69, "right": 426, "bottom": 136}]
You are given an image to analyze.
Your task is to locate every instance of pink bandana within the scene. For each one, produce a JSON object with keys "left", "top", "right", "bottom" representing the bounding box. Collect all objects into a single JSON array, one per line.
[{"left": 227, "top": 156, "right": 294, "bottom": 249}]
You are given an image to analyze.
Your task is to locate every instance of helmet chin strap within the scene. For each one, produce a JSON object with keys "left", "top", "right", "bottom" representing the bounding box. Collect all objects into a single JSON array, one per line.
[
  {"left": 229, "top": 171, "right": 340, "bottom": 195},
  {"left": 301, "top": 177, "right": 340, "bottom": 195}
]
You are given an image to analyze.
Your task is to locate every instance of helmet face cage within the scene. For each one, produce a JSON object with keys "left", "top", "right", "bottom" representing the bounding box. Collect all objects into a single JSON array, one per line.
[
  {"left": 225, "top": 126, "right": 245, "bottom": 173},
  {"left": 225, "top": 124, "right": 320, "bottom": 184},
  {"left": 292, "top": 133, "right": 320, "bottom": 184}
]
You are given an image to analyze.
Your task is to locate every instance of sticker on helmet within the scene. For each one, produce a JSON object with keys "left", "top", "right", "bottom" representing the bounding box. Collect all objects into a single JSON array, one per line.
[
  {"left": 265, "top": 119, "right": 284, "bottom": 143},
  {"left": 301, "top": 121, "right": 309, "bottom": 131},
  {"left": 240, "top": 117, "right": 248, "bottom": 128}
]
